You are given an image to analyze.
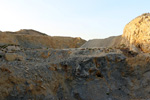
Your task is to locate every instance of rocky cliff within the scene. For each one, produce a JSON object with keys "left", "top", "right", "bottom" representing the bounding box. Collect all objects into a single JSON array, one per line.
[{"left": 0, "top": 29, "right": 86, "bottom": 49}]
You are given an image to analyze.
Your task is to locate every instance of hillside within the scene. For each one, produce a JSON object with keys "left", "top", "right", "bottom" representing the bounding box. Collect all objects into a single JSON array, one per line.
[
  {"left": 0, "top": 29, "right": 86, "bottom": 49},
  {"left": 80, "top": 36, "right": 122, "bottom": 48}
]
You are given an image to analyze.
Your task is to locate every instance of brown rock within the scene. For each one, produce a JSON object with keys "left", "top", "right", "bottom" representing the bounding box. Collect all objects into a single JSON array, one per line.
[
  {"left": 5, "top": 53, "right": 25, "bottom": 61},
  {"left": 122, "top": 13, "right": 150, "bottom": 53},
  {"left": 5, "top": 53, "right": 17, "bottom": 61},
  {"left": 6, "top": 45, "right": 21, "bottom": 52}
]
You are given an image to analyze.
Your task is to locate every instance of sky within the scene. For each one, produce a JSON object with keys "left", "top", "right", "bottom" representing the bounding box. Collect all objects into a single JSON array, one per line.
[{"left": 0, "top": 0, "right": 150, "bottom": 40}]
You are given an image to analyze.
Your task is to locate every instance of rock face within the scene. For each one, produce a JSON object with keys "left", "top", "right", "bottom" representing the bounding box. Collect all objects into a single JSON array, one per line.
[
  {"left": 0, "top": 46, "right": 150, "bottom": 100},
  {"left": 122, "top": 13, "right": 150, "bottom": 53},
  {"left": 0, "top": 29, "right": 86, "bottom": 49}
]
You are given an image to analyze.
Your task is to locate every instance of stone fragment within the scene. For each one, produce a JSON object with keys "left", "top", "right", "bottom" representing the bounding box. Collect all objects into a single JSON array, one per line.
[
  {"left": 5, "top": 53, "right": 25, "bottom": 61},
  {"left": 6, "top": 45, "right": 20, "bottom": 52}
]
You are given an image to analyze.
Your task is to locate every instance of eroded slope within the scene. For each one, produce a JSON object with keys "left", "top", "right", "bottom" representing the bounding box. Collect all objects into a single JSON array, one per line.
[{"left": 0, "top": 29, "right": 86, "bottom": 49}]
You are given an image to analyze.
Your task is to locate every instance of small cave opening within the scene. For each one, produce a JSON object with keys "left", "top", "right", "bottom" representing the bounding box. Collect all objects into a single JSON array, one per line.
[
  {"left": 106, "top": 92, "right": 109, "bottom": 95},
  {"left": 96, "top": 71, "right": 103, "bottom": 78},
  {"left": 118, "top": 88, "right": 121, "bottom": 90}
]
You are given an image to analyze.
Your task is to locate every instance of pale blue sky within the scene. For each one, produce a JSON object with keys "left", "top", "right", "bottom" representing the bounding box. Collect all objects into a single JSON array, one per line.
[{"left": 0, "top": 0, "right": 150, "bottom": 40}]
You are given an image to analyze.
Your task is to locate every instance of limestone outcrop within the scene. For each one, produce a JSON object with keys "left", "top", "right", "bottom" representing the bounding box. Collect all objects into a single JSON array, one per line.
[{"left": 122, "top": 13, "right": 150, "bottom": 53}]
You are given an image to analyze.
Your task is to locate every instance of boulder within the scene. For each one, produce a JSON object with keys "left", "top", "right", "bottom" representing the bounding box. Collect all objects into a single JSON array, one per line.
[
  {"left": 5, "top": 53, "right": 25, "bottom": 61},
  {"left": 122, "top": 13, "right": 150, "bottom": 53}
]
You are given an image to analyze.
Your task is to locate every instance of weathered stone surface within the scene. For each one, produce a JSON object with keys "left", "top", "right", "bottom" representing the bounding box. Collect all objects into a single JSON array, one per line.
[
  {"left": 122, "top": 13, "right": 150, "bottom": 53},
  {"left": 5, "top": 53, "right": 17, "bottom": 61},
  {"left": 0, "top": 47, "right": 150, "bottom": 100},
  {"left": 6, "top": 46, "right": 21, "bottom": 52},
  {"left": 5, "top": 53, "right": 25, "bottom": 61}
]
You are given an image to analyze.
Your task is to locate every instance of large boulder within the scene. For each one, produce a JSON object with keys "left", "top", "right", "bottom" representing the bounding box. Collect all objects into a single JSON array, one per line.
[{"left": 122, "top": 13, "right": 150, "bottom": 53}]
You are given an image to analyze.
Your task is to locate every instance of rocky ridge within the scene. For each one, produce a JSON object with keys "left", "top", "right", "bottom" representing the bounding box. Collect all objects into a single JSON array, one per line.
[{"left": 0, "top": 29, "right": 86, "bottom": 49}]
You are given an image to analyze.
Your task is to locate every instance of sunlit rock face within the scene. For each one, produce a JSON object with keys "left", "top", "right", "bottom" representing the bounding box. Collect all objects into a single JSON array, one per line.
[{"left": 122, "top": 13, "right": 150, "bottom": 53}]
